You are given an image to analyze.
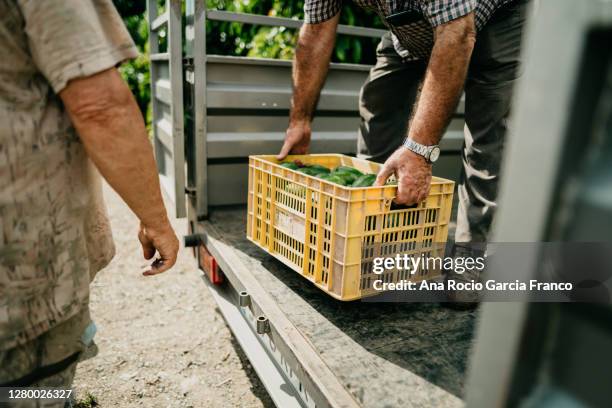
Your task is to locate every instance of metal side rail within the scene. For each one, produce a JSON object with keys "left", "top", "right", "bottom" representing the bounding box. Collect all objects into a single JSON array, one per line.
[
  {"left": 202, "top": 276, "right": 305, "bottom": 408},
  {"left": 201, "top": 221, "right": 361, "bottom": 408}
]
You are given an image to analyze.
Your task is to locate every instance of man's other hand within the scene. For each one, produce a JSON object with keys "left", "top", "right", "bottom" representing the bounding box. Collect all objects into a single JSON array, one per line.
[
  {"left": 138, "top": 221, "right": 179, "bottom": 276},
  {"left": 277, "top": 121, "right": 312, "bottom": 159},
  {"left": 374, "top": 147, "right": 432, "bottom": 205}
]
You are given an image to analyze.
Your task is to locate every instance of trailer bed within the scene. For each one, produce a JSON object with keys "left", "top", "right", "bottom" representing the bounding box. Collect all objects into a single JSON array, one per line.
[{"left": 201, "top": 207, "right": 477, "bottom": 408}]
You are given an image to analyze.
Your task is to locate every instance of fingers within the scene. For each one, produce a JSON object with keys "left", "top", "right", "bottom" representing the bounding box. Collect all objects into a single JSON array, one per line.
[
  {"left": 139, "top": 224, "right": 179, "bottom": 276},
  {"left": 276, "top": 138, "right": 293, "bottom": 160},
  {"left": 278, "top": 125, "right": 311, "bottom": 159},
  {"left": 291, "top": 144, "right": 309, "bottom": 155},
  {"left": 395, "top": 182, "right": 430, "bottom": 205},
  {"left": 374, "top": 164, "right": 394, "bottom": 186},
  {"left": 138, "top": 228, "right": 156, "bottom": 260},
  {"left": 417, "top": 186, "right": 430, "bottom": 203},
  {"left": 142, "top": 250, "right": 177, "bottom": 276},
  {"left": 276, "top": 140, "right": 310, "bottom": 159},
  {"left": 395, "top": 186, "right": 419, "bottom": 206},
  {"left": 374, "top": 147, "right": 432, "bottom": 205}
]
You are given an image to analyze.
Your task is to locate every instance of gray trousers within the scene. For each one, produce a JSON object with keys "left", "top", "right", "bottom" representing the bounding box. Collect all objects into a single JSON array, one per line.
[
  {"left": 357, "top": 0, "right": 529, "bottom": 242},
  {"left": 0, "top": 308, "right": 89, "bottom": 407}
]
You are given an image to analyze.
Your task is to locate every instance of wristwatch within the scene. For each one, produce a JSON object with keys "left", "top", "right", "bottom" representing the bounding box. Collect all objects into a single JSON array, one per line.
[{"left": 402, "top": 138, "right": 441, "bottom": 163}]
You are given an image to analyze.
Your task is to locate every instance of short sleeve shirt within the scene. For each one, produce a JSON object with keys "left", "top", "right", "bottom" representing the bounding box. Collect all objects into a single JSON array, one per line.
[
  {"left": 304, "top": 0, "right": 513, "bottom": 60},
  {"left": 0, "top": 0, "right": 138, "bottom": 351}
]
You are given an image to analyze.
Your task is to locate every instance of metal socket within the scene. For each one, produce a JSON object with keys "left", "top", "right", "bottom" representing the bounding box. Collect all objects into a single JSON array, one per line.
[
  {"left": 238, "top": 291, "right": 250, "bottom": 308},
  {"left": 256, "top": 315, "right": 270, "bottom": 334}
]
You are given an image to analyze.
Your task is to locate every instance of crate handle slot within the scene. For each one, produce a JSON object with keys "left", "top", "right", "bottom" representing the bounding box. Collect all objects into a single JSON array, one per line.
[{"left": 390, "top": 202, "right": 419, "bottom": 211}]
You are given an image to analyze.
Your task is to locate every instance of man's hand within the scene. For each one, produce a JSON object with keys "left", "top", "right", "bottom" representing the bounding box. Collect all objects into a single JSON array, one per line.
[
  {"left": 277, "top": 121, "right": 311, "bottom": 159},
  {"left": 138, "top": 221, "right": 179, "bottom": 276},
  {"left": 279, "top": 15, "right": 339, "bottom": 160},
  {"left": 375, "top": 148, "right": 432, "bottom": 205},
  {"left": 373, "top": 14, "right": 474, "bottom": 205}
]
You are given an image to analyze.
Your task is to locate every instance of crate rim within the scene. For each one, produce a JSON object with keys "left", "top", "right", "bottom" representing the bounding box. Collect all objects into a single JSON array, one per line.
[{"left": 249, "top": 154, "right": 455, "bottom": 190}]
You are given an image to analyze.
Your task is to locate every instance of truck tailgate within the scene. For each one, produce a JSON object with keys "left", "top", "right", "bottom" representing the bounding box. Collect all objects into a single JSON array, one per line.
[{"left": 202, "top": 207, "right": 475, "bottom": 408}]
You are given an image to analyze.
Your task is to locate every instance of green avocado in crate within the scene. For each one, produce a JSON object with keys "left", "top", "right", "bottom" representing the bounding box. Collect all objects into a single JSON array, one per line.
[{"left": 247, "top": 154, "right": 454, "bottom": 301}]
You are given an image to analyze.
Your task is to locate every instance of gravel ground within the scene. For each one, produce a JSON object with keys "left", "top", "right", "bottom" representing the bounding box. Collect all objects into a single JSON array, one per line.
[{"left": 72, "top": 183, "right": 275, "bottom": 408}]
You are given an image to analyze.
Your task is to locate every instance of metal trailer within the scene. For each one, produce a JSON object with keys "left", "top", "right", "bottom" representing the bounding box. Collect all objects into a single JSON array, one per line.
[
  {"left": 147, "top": 0, "right": 612, "bottom": 407},
  {"left": 147, "top": 1, "right": 471, "bottom": 407}
]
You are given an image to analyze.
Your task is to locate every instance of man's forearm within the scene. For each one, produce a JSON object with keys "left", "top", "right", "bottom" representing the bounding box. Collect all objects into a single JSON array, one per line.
[
  {"left": 290, "top": 15, "right": 339, "bottom": 125},
  {"left": 408, "top": 14, "right": 476, "bottom": 145},
  {"left": 61, "top": 68, "right": 170, "bottom": 231}
]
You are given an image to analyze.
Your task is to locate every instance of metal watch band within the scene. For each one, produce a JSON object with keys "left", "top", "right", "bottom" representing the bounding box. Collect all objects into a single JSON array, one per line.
[{"left": 402, "top": 138, "right": 439, "bottom": 163}]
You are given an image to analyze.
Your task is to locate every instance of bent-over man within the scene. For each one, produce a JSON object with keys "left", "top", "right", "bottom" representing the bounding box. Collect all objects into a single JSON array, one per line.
[{"left": 279, "top": 0, "right": 529, "bottom": 244}]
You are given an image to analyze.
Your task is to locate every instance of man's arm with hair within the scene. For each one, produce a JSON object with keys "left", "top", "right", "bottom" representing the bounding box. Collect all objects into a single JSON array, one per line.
[
  {"left": 376, "top": 13, "right": 476, "bottom": 204},
  {"left": 277, "top": 13, "right": 340, "bottom": 159},
  {"left": 407, "top": 13, "right": 476, "bottom": 146},
  {"left": 60, "top": 67, "right": 179, "bottom": 275}
]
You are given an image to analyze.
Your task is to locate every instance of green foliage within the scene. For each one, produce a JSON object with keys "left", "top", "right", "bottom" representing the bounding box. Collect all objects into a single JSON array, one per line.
[
  {"left": 119, "top": 14, "right": 152, "bottom": 126},
  {"left": 114, "top": 1, "right": 384, "bottom": 126},
  {"left": 248, "top": 26, "right": 297, "bottom": 60},
  {"left": 114, "top": 2, "right": 152, "bottom": 126},
  {"left": 206, "top": 0, "right": 383, "bottom": 63}
]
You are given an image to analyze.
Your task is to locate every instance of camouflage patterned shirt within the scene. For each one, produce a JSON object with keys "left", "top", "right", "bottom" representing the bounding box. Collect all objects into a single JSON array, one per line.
[{"left": 0, "top": 0, "right": 138, "bottom": 351}]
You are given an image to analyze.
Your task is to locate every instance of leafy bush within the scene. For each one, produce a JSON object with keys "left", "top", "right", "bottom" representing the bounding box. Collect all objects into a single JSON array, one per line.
[
  {"left": 114, "top": 2, "right": 152, "bottom": 126},
  {"left": 114, "top": 1, "right": 384, "bottom": 125},
  {"left": 206, "top": 0, "right": 383, "bottom": 63}
]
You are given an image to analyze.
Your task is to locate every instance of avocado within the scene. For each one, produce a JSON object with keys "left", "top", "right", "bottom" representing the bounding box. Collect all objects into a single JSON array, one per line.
[
  {"left": 331, "top": 170, "right": 358, "bottom": 185},
  {"left": 308, "top": 164, "right": 331, "bottom": 174},
  {"left": 352, "top": 174, "right": 377, "bottom": 187},
  {"left": 334, "top": 166, "right": 364, "bottom": 177},
  {"left": 320, "top": 174, "right": 348, "bottom": 185},
  {"left": 297, "top": 167, "right": 321, "bottom": 176},
  {"left": 280, "top": 162, "right": 299, "bottom": 170}
]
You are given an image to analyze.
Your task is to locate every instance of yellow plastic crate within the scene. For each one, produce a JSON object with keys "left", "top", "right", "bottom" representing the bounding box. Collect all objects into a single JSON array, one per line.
[{"left": 247, "top": 154, "right": 454, "bottom": 301}]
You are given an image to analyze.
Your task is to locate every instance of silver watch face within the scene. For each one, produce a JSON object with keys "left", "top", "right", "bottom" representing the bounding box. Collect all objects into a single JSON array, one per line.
[{"left": 429, "top": 146, "right": 441, "bottom": 163}]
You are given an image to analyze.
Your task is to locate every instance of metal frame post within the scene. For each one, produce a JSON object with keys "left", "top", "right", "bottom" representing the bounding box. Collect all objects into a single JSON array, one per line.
[
  {"left": 194, "top": 0, "right": 209, "bottom": 219},
  {"left": 146, "top": 0, "right": 162, "bottom": 169},
  {"left": 184, "top": 0, "right": 209, "bottom": 221},
  {"left": 147, "top": 0, "right": 186, "bottom": 218}
]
